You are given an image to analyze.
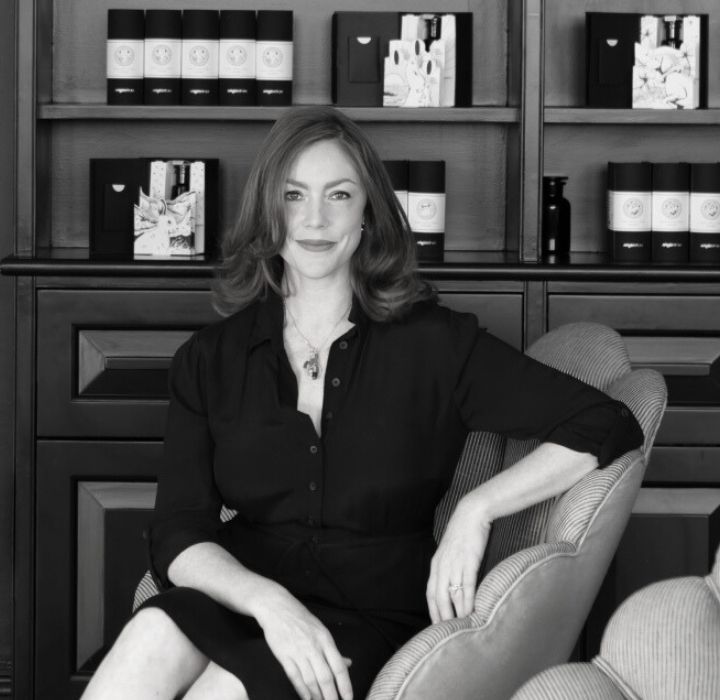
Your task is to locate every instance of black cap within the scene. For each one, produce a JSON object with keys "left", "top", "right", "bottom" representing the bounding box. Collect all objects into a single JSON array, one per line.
[
  {"left": 220, "top": 10, "right": 256, "bottom": 40},
  {"left": 691, "top": 163, "right": 720, "bottom": 193},
  {"left": 145, "top": 10, "right": 182, "bottom": 39},
  {"left": 182, "top": 10, "right": 219, "bottom": 40},
  {"left": 652, "top": 162, "right": 690, "bottom": 191},
  {"left": 607, "top": 162, "right": 652, "bottom": 191},
  {"left": 256, "top": 11, "right": 293, "bottom": 41},
  {"left": 409, "top": 161, "right": 445, "bottom": 193},
  {"left": 383, "top": 161, "right": 409, "bottom": 190},
  {"left": 107, "top": 9, "right": 144, "bottom": 40}
]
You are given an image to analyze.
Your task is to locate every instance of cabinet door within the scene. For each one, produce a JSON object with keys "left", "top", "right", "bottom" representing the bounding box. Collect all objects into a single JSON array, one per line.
[
  {"left": 547, "top": 294, "right": 720, "bottom": 450},
  {"left": 35, "top": 441, "right": 161, "bottom": 700},
  {"left": 439, "top": 292, "right": 524, "bottom": 349},
  {"left": 37, "top": 289, "right": 220, "bottom": 438}
]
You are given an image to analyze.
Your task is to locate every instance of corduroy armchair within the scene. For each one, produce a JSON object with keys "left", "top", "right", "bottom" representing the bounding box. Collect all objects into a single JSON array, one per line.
[
  {"left": 510, "top": 544, "right": 720, "bottom": 700},
  {"left": 366, "top": 322, "right": 666, "bottom": 700},
  {"left": 132, "top": 322, "right": 667, "bottom": 699}
]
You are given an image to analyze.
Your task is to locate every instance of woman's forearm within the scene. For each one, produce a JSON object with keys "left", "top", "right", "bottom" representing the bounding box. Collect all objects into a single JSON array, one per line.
[
  {"left": 460, "top": 442, "right": 598, "bottom": 524},
  {"left": 167, "top": 541, "right": 286, "bottom": 621}
]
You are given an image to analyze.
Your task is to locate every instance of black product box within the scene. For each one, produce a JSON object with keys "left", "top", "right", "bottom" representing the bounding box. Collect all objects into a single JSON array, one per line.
[
  {"left": 90, "top": 158, "right": 219, "bottom": 259},
  {"left": 332, "top": 11, "right": 472, "bottom": 107},
  {"left": 586, "top": 12, "right": 709, "bottom": 109}
]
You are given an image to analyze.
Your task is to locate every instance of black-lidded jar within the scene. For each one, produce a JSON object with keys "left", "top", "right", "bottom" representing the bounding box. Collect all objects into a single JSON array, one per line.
[
  {"left": 219, "top": 10, "right": 257, "bottom": 106},
  {"left": 182, "top": 10, "right": 219, "bottom": 105},
  {"left": 408, "top": 161, "right": 445, "bottom": 262},
  {"left": 107, "top": 10, "right": 145, "bottom": 105},
  {"left": 144, "top": 10, "right": 182, "bottom": 105},
  {"left": 690, "top": 163, "right": 720, "bottom": 263},
  {"left": 652, "top": 162, "right": 690, "bottom": 263},
  {"left": 256, "top": 11, "right": 293, "bottom": 106},
  {"left": 383, "top": 160, "right": 409, "bottom": 219},
  {"left": 607, "top": 162, "right": 652, "bottom": 263}
]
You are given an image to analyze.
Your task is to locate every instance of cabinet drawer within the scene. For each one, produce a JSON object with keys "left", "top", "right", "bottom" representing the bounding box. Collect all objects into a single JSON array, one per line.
[
  {"left": 439, "top": 293, "right": 523, "bottom": 349},
  {"left": 548, "top": 294, "right": 720, "bottom": 446},
  {"left": 37, "top": 289, "right": 220, "bottom": 438}
]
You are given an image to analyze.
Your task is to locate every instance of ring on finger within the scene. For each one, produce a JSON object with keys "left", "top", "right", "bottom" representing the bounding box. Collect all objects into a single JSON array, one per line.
[{"left": 448, "top": 583, "right": 464, "bottom": 593}]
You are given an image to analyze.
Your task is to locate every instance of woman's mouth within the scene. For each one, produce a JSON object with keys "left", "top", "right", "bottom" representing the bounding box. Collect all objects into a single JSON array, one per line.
[{"left": 295, "top": 239, "right": 336, "bottom": 252}]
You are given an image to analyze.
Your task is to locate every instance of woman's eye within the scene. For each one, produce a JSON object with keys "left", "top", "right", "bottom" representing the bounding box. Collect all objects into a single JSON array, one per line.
[
  {"left": 329, "top": 191, "right": 350, "bottom": 200},
  {"left": 284, "top": 190, "right": 303, "bottom": 201}
]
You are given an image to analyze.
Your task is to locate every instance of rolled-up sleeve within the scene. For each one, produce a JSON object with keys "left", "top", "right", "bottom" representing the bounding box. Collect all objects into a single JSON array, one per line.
[
  {"left": 147, "top": 332, "right": 222, "bottom": 589},
  {"left": 452, "top": 319, "right": 644, "bottom": 467}
]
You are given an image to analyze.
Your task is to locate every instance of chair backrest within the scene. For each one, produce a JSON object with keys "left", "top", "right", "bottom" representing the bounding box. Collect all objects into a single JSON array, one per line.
[
  {"left": 369, "top": 324, "right": 667, "bottom": 700},
  {"left": 510, "top": 546, "right": 720, "bottom": 700}
]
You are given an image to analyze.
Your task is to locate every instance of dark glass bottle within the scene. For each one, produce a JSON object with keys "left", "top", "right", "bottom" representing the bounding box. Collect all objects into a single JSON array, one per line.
[
  {"left": 661, "top": 15, "right": 683, "bottom": 50},
  {"left": 542, "top": 176, "right": 571, "bottom": 261},
  {"left": 171, "top": 163, "right": 189, "bottom": 199}
]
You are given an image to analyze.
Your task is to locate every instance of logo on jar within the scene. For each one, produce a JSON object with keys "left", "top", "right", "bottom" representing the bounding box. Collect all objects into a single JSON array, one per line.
[
  {"left": 262, "top": 46, "right": 283, "bottom": 68},
  {"left": 152, "top": 44, "right": 174, "bottom": 66},
  {"left": 114, "top": 45, "right": 136, "bottom": 67},
  {"left": 226, "top": 45, "right": 247, "bottom": 66},
  {"left": 622, "top": 198, "right": 645, "bottom": 219},
  {"left": 188, "top": 45, "right": 210, "bottom": 67},
  {"left": 701, "top": 199, "right": 720, "bottom": 221},
  {"left": 661, "top": 198, "right": 683, "bottom": 219},
  {"left": 416, "top": 198, "right": 438, "bottom": 220}
]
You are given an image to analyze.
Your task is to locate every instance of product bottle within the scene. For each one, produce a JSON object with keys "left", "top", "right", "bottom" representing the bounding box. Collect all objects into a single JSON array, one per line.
[
  {"left": 652, "top": 162, "right": 690, "bottom": 263},
  {"left": 690, "top": 162, "right": 720, "bottom": 263},
  {"left": 607, "top": 162, "right": 652, "bottom": 263},
  {"left": 408, "top": 161, "right": 445, "bottom": 262},
  {"left": 661, "top": 15, "right": 683, "bottom": 49},
  {"left": 106, "top": 9, "right": 145, "bottom": 105},
  {"left": 144, "top": 10, "right": 182, "bottom": 105},
  {"left": 219, "top": 10, "right": 257, "bottom": 106},
  {"left": 541, "top": 176, "right": 571, "bottom": 261},
  {"left": 171, "top": 163, "right": 189, "bottom": 199},
  {"left": 256, "top": 11, "right": 293, "bottom": 106},
  {"left": 181, "top": 10, "right": 219, "bottom": 106}
]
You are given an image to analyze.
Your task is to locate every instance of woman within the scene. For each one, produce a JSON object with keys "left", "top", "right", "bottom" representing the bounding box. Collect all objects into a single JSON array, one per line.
[{"left": 82, "top": 106, "right": 643, "bottom": 700}]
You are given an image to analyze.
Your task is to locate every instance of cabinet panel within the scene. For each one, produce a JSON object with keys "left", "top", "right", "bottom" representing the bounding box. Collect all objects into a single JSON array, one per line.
[
  {"left": 35, "top": 441, "right": 161, "bottom": 700},
  {"left": 37, "top": 289, "right": 219, "bottom": 438},
  {"left": 438, "top": 292, "right": 523, "bottom": 349}
]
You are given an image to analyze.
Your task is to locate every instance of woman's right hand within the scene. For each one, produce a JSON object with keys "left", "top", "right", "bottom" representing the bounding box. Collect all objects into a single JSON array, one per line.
[{"left": 252, "top": 584, "right": 353, "bottom": 700}]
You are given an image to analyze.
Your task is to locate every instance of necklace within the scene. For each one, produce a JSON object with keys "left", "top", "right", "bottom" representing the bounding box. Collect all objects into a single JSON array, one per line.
[{"left": 284, "top": 300, "right": 352, "bottom": 380}]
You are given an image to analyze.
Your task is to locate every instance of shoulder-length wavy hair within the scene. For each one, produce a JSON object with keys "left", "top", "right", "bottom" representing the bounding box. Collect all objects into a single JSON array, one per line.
[{"left": 213, "top": 105, "right": 434, "bottom": 321}]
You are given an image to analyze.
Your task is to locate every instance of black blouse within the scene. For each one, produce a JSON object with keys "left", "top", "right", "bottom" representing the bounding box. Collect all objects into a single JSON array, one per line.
[{"left": 148, "top": 293, "right": 643, "bottom": 618}]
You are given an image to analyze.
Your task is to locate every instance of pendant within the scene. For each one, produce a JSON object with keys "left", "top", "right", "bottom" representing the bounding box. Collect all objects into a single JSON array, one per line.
[{"left": 303, "top": 351, "right": 320, "bottom": 380}]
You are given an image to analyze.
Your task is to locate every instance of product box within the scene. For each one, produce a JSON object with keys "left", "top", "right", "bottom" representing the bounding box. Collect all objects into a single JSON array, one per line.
[
  {"left": 332, "top": 11, "right": 471, "bottom": 107},
  {"left": 90, "top": 158, "right": 219, "bottom": 259}
]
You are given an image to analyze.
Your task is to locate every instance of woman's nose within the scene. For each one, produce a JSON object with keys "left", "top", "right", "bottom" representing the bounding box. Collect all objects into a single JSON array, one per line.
[{"left": 303, "top": 197, "right": 328, "bottom": 229}]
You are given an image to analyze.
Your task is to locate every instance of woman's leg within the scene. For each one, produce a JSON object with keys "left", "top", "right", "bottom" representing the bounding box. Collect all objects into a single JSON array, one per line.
[
  {"left": 183, "top": 662, "right": 249, "bottom": 700},
  {"left": 81, "top": 607, "right": 209, "bottom": 700}
]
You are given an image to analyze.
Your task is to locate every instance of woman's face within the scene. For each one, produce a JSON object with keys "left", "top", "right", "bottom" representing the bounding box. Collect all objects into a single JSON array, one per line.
[{"left": 280, "top": 139, "right": 367, "bottom": 288}]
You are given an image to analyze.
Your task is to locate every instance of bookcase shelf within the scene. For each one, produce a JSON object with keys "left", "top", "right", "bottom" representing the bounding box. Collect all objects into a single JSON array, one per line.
[{"left": 545, "top": 108, "right": 720, "bottom": 125}]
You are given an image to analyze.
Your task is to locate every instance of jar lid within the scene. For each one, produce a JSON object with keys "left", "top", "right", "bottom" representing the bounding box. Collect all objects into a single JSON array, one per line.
[
  {"left": 145, "top": 10, "right": 182, "bottom": 39},
  {"left": 220, "top": 10, "right": 256, "bottom": 39},
  {"left": 182, "top": 10, "right": 219, "bottom": 40},
  {"left": 107, "top": 9, "right": 145, "bottom": 40},
  {"left": 256, "top": 11, "right": 293, "bottom": 41},
  {"left": 691, "top": 163, "right": 720, "bottom": 193},
  {"left": 607, "top": 162, "right": 652, "bottom": 191},
  {"left": 409, "top": 161, "right": 445, "bottom": 193},
  {"left": 652, "top": 162, "right": 690, "bottom": 191},
  {"left": 383, "top": 160, "right": 409, "bottom": 190}
]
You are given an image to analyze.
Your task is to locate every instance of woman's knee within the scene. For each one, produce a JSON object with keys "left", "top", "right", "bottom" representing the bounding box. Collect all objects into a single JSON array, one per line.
[{"left": 184, "top": 662, "right": 248, "bottom": 700}]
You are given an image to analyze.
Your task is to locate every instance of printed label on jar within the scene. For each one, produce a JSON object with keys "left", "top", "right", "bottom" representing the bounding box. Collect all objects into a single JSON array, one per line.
[
  {"left": 690, "top": 192, "right": 720, "bottom": 233},
  {"left": 255, "top": 41, "right": 293, "bottom": 81},
  {"left": 607, "top": 191, "right": 652, "bottom": 231},
  {"left": 407, "top": 192, "right": 446, "bottom": 233},
  {"left": 219, "top": 39, "right": 256, "bottom": 79},
  {"left": 182, "top": 40, "right": 219, "bottom": 78},
  {"left": 107, "top": 40, "right": 144, "bottom": 79},
  {"left": 394, "top": 190, "right": 409, "bottom": 219},
  {"left": 144, "top": 39, "right": 182, "bottom": 78},
  {"left": 652, "top": 191, "right": 689, "bottom": 232}
]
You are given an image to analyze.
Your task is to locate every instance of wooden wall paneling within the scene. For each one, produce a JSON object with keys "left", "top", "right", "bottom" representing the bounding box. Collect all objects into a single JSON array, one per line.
[
  {"left": 646, "top": 447, "right": 720, "bottom": 486},
  {"left": 519, "top": 0, "right": 544, "bottom": 261},
  {"left": 523, "top": 280, "right": 546, "bottom": 348},
  {"left": 35, "top": 441, "right": 162, "bottom": 700},
  {"left": 36, "top": 289, "right": 219, "bottom": 438},
  {"left": 544, "top": 0, "right": 720, "bottom": 107}
]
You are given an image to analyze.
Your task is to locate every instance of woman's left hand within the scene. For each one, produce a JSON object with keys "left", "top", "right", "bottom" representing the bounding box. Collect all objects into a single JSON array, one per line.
[{"left": 426, "top": 495, "right": 491, "bottom": 623}]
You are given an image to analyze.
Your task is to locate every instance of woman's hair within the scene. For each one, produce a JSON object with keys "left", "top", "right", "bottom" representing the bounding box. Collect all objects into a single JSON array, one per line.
[{"left": 213, "top": 105, "right": 434, "bottom": 321}]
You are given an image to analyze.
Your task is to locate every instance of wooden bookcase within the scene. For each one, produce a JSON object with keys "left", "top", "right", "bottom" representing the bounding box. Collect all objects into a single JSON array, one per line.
[{"left": 3, "top": 0, "right": 720, "bottom": 697}]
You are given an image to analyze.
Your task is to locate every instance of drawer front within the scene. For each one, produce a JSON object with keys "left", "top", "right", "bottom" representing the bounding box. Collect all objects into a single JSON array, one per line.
[
  {"left": 548, "top": 294, "right": 720, "bottom": 446},
  {"left": 37, "top": 289, "right": 220, "bottom": 438},
  {"left": 439, "top": 293, "right": 524, "bottom": 349}
]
